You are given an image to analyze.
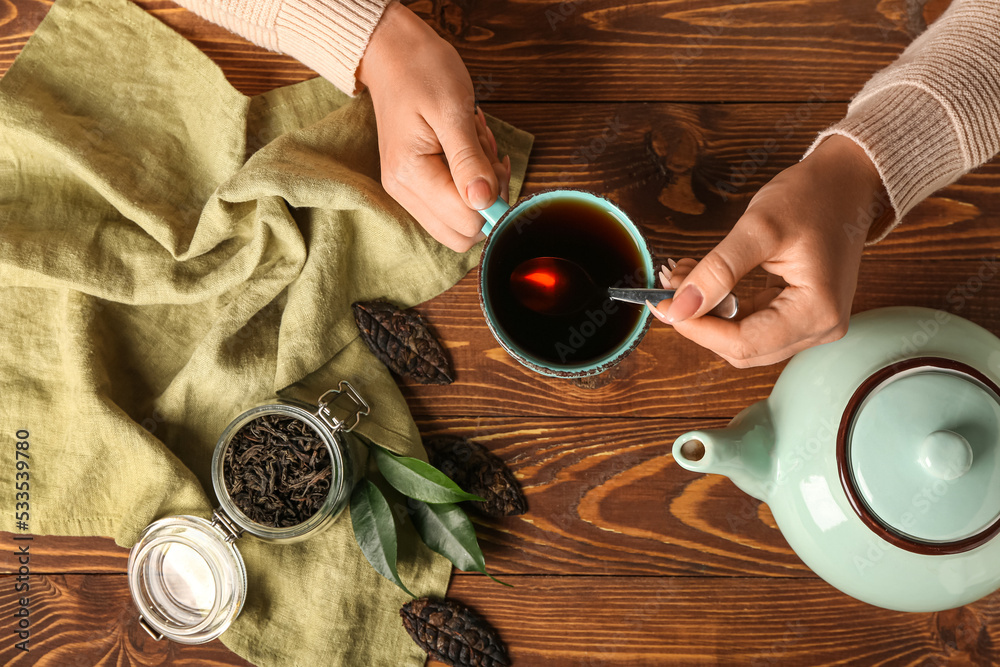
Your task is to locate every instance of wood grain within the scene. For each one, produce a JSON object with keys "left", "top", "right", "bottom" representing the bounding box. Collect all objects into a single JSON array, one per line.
[
  {"left": 0, "top": 574, "right": 253, "bottom": 666},
  {"left": 2, "top": 1, "right": 956, "bottom": 101},
  {"left": 408, "top": 0, "right": 940, "bottom": 103},
  {"left": 486, "top": 102, "right": 1000, "bottom": 261},
  {"left": 397, "top": 258, "right": 1000, "bottom": 421},
  {"left": 13, "top": 410, "right": 1000, "bottom": 580},
  {"left": 1, "top": 418, "right": 804, "bottom": 579},
  {"left": 416, "top": 417, "right": 804, "bottom": 577},
  {"left": 436, "top": 574, "right": 1000, "bottom": 666},
  {"left": 397, "top": 101, "right": 1000, "bottom": 422},
  {"left": 5, "top": 0, "right": 1000, "bottom": 665},
  {"left": 3, "top": 4, "right": 996, "bottom": 260},
  {"left": 0, "top": 534, "right": 127, "bottom": 574},
  {"left": 3, "top": 573, "right": 997, "bottom": 666}
]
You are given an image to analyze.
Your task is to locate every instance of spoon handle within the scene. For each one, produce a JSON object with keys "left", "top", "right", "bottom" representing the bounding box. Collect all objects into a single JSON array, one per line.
[{"left": 607, "top": 288, "right": 739, "bottom": 320}]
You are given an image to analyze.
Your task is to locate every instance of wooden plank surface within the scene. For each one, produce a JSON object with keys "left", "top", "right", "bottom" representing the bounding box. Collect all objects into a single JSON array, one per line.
[
  {"left": 0, "top": 574, "right": 254, "bottom": 666},
  {"left": 0, "top": 0, "right": 953, "bottom": 101},
  {"left": 2, "top": 573, "right": 998, "bottom": 666},
  {"left": 400, "top": 259, "right": 1000, "bottom": 420},
  {"left": 436, "top": 574, "right": 1000, "bottom": 666},
  {"left": 484, "top": 102, "right": 1000, "bottom": 261},
  {"left": 7, "top": 0, "right": 1000, "bottom": 665},
  {"left": 2, "top": 418, "right": 804, "bottom": 579},
  {"left": 417, "top": 418, "right": 803, "bottom": 577}
]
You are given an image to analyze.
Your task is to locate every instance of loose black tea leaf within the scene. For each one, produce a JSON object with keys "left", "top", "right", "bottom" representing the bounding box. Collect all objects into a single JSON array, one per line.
[
  {"left": 223, "top": 414, "right": 331, "bottom": 527},
  {"left": 423, "top": 436, "right": 527, "bottom": 518},
  {"left": 353, "top": 300, "right": 453, "bottom": 385},
  {"left": 400, "top": 597, "right": 510, "bottom": 667}
]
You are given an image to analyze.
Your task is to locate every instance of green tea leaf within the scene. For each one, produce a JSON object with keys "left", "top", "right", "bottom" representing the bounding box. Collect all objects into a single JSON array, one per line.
[
  {"left": 350, "top": 480, "right": 413, "bottom": 597},
  {"left": 374, "top": 446, "right": 486, "bottom": 504},
  {"left": 409, "top": 500, "right": 511, "bottom": 587}
]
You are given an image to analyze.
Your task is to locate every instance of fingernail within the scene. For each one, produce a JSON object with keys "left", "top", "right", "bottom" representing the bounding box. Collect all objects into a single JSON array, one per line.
[
  {"left": 667, "top": 258, "right": 677, "bottom": 270},
  {"left": 466, "top": 178, "right": 493, "bottom": 210},
  {"left": 659, "top": 271, "right": 671, "bottom": 289},
  {"left": 645, "top": 299, "right": 667, "bottom": 322},
  {"left": 665, "top": 285, "right": 703, "bottom": 323},
  {"left": 660, "top": 263, "right": 672, "bottom": 280}
]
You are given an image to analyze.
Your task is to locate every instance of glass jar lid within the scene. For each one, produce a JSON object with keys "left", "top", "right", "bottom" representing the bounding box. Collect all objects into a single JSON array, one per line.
[
  {"left": 840, "top": 359, "right": 1000, "bottom": 553},
  {"left": 127, "top": 513, "right": 246, "bottom": 644}
]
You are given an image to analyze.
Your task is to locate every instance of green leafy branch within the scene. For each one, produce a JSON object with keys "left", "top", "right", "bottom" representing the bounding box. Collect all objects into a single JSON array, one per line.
[{"left": 350, "top": 445, "right": 510, "bottom": 595}]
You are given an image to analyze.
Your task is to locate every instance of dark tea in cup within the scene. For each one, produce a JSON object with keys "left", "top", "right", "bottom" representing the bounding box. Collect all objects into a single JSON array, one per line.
[{"left": 478, "top": 190, "right": 653, "bottom": 377}]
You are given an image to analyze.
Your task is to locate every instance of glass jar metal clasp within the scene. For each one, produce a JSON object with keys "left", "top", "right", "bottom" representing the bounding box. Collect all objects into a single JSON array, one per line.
[
  {"left": 316, "top": 381, "right": 370, "bottom": 434},
  {"left": 211, "top": 508, "right": 245, "bottom": 544}
]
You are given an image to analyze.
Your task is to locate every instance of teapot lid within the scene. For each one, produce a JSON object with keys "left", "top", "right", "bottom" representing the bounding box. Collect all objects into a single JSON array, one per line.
[{"left": 838, "top": 358, "right": 1000, "bottom": 554}]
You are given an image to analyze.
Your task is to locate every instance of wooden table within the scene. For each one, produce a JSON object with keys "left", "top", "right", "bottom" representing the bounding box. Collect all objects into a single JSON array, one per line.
[{"left": 4, "top": 0, "right": 1000, "bottom": 664}]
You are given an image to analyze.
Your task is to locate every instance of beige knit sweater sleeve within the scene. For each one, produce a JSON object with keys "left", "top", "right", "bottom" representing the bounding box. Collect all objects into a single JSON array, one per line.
[
  {"left": 171, "top": 0, "right": 392, "bottom": 95},
  {"left": 806, "top": 0, "right": 1000, "bottom": 243}
]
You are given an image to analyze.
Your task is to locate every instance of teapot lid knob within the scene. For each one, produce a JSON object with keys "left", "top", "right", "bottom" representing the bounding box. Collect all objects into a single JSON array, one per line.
[{"left": 918, "top": 430, "right": 973, "bottom": 480}]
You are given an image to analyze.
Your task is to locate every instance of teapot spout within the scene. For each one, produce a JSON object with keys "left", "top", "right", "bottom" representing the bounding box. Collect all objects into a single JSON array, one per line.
[{"left": 672, "top": 401, "right": 775, "bottom": 501}]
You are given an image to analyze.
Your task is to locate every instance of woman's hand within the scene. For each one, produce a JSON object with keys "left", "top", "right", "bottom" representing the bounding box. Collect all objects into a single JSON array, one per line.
[
  {"left": 650, "top": 135, "right": 889, "bottom": 367},
  {"left": 358, "top": 2, "right": 510, "bottom": 252}
]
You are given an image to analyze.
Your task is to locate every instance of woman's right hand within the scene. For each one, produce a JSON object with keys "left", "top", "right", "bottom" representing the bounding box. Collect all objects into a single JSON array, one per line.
[{"left": 650, "top": 135, "right": 889, "bottom": 367}]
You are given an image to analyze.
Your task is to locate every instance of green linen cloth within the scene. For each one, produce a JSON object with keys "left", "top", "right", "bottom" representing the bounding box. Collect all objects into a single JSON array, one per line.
[{"left": 0, "top": 0, "right": 532, "bottom": 664}]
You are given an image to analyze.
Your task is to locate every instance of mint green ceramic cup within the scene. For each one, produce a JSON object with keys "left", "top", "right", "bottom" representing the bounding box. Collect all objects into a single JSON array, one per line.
[{"left": 476, "top": 190, "right": 654, "bottom": 378}]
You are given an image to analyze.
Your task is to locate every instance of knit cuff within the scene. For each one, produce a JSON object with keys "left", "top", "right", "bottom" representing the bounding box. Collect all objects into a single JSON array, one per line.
[
  {"left": 169, "top": 0, "right": 283, "bottom": 52},
  {"left": 804, "top": 84, "right": 966, "bottom": 244},
  {"left": 275, "top": 0, "right": 392, "bottom": 95}
]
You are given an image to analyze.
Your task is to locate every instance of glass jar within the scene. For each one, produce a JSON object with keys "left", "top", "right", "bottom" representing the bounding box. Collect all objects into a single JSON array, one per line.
[{"left": 128, "top": 381, "right": 370, "bottom": 644}]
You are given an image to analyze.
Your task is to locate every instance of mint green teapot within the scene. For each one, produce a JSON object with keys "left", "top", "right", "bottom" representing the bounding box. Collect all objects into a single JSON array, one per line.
[{"left": 673, "top": 307, "right": 1000, "bottom": 612}]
